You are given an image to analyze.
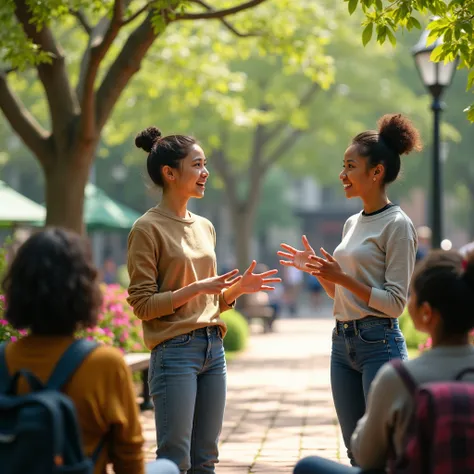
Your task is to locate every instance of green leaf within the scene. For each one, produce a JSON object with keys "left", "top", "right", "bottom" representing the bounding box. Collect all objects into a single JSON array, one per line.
[
  {"left": 431, "top": 44, "right": 445, "bottom": 62},
  {"left": 387, "top": 28, "right": 397, "bottom": 46},
  {"left": 410, "top": 17, "right": 422, "bottom": 30},
  {"left": 467, "top": 70, "right": 474, "bottom": 90},
  {"left": 464, "top": 104, "right": 474, "bottom": 122},
  {"left": 362, "top": 23, "right": 373, "bottom": 46},
  {"left": 348, "top": 0, "right": 358, "bottom": 15}
]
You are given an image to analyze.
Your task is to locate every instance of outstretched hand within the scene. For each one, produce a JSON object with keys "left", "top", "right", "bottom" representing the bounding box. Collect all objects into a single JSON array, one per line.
[
  {"left": 306, "top": 248, "right": 344, "bottom": 284},
  {"left": 277, "top": 235, "right": 315, "bottom": 272},
  {"left": 198, "top": 269, "right": 242, "bottom": 295},
  {"left": 238, "top": 261, "right": 281, "bottom": 294}
]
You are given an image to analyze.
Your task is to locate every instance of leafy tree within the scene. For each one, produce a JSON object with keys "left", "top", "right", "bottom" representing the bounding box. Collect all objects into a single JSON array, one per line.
[
  {"left": 346, "top": 0, "right": 474, "bottom": 120},
  {"left": 0, "top": 0, "right": 276, "bottom": 232}
]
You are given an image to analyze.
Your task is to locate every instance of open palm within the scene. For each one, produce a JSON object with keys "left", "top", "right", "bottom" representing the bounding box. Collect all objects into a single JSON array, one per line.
[
  {"left": 277, "top": 235, "right": 315, "bottom": 272},
  {"left": 239, "top": 261, "right": 281, "bottom": 294}
]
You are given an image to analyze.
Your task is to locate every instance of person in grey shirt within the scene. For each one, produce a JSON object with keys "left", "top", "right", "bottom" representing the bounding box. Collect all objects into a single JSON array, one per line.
[
  {"left": 279, "top": 114, "right": 422, "bottom": 465},
  {"left": 293, "top": 250, "right": 474, "bottom": 474}
]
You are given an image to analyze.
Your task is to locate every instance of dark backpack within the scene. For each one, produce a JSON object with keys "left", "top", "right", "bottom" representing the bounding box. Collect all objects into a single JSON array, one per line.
[
  {"left": 0, "top": 339, "right": 105, "bottom": 474},
  {"left": 389, "top": 359, "right": 474, "bottom": 474}
]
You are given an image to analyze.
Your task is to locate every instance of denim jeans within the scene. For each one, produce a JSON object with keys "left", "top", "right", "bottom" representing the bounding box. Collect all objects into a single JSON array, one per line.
[
  {"left": 331, "top": 316, "right": 408, "bottom": 466},
  {"left": 148, "top": 326, "right": 226, "bottom": 474},
  {"left": 294, "top": 456, "right": 384, "bottom": 474}
]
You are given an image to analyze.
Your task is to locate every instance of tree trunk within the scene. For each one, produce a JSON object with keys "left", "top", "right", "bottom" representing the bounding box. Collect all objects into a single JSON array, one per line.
[
  {"left": 232, "top": 207, "right": 253, "bottom": 272},
  {"left": 43, "top": 150, "right": 94, "bottom": 234}
]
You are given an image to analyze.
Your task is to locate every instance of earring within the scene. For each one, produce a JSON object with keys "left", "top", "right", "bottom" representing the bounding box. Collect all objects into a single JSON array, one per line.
[
  {"left": 423, "top": 314, "right": 429, "bottom": 322},
  {"left": 373, "top": 177, "right": 376, "bottom": 182}
]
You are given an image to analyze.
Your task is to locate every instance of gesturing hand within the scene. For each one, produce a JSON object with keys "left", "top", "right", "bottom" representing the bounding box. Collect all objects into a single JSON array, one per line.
[
  {"left": 198, "top": 269, "right": 242, "bottom": 295},
  {"left": 277, "top": 235, "right": 315, "bottom": 272},
  {"left": 238, "top": 261, "right": 281, "bottom": 294},
  {"left": 306, "top": 248, "right": 345, "bottom": 284}
]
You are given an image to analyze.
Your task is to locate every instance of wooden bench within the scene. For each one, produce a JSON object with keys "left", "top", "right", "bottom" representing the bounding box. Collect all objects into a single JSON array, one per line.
[
  {"left": 124, "top": 352, "right": 153, "bottom": 411},
  {"left": 240, "top": 291, "right": 276, "bottom": 333}
]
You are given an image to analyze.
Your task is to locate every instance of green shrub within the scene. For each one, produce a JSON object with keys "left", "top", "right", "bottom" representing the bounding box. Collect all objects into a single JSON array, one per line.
[
  {"left": 221, "top": 309, "right": 249, "bottom": 353},
  {"left": 399, "top": 307, "right": 428, "bottom": 349}
]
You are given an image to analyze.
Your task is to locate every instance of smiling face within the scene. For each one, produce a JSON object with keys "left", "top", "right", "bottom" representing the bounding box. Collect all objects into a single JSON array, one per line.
[
  {"left": 339, "top": 145, "right": 383, "bottom": 200},
  {"left": 167, "top": 143, "right": 209, "bottom": 199}
]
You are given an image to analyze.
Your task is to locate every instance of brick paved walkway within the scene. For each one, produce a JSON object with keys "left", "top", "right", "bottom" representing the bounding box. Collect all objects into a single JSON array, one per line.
[{"left": 140, "top": 317, "right": 349, "bottom": 473}]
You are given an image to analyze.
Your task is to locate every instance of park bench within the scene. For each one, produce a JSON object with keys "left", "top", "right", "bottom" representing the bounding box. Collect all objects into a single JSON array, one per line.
[
  {"left": 240, "top": 291, "right": 276, "bottom": 334},
  {"left": 124, "top": 352, "right": 153, "bottom": 411}
]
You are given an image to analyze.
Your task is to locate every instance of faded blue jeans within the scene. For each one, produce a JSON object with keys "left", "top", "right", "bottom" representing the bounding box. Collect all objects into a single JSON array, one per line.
[
  {"left": 148, "top": 326, "right": 226, "bottom": 474},
  {"left": 294, "top": 456, "right": 384, "bottom": 474},
  {"left": 331, "top": 316, "right": 408, "bottom": 466}
]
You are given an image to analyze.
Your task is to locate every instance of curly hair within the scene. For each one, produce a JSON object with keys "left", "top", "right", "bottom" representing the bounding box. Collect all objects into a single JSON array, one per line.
[
  {"left": 352, "top": 113, "right": 423, "bottom": 184},
  {"left": 2, "top": 228, "right": 102, "bottom": 336}
]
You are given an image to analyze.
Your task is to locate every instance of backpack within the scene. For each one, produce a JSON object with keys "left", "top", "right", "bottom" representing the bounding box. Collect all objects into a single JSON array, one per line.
[
  {"left": 0, "top": 339, "right": 105, "bottom": 474},
  {"left": 389, "top": 359, "right": 474, "bottom": 474}
]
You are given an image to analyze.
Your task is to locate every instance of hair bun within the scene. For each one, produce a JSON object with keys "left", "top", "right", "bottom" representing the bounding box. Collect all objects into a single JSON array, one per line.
[
  {"left": 378, "top": 114, "right": 423, "bottom": 155},
  {"left": 135, "top": 126, "right": 162, "bottom": 153}
]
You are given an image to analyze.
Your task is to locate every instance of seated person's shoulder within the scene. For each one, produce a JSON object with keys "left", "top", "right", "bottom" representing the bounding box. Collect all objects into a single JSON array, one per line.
[{"left": 76, "top": 344, "right": 130, "bottom": 381}]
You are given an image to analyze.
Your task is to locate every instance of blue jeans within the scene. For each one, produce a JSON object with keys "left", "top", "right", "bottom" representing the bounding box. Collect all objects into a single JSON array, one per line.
[
  {"left": 294, "top": 456, "right": 384, "bottom": 474},
  {"left": 148, "top": 326, "right": 226, "bottom": 474},
  {"left": 331, "top": 316, "right": 407, "bottom": 466}
]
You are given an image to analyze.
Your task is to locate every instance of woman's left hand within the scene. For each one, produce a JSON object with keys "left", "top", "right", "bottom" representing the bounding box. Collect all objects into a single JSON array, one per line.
[
  {"left": 306, "top": 248, "right": 345, "bottom": 284},
  {"left": 238, "top": 260, "right": 281, "bottom": 294}
]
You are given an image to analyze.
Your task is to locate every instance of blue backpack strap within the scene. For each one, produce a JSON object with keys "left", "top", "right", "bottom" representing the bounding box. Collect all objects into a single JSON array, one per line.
[
  {"left": 47, "top": 339, "right": 99, "bottom": 391},
  {"left": 0, "top": 342, "right": 11, "bottom": 393}
]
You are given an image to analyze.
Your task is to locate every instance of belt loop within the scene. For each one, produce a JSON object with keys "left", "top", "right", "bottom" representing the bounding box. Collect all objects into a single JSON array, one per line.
[
  {"left": 335, "top": 322, "right": 339, "bottom": 335},
  {"left": 390, "top": 318, "right": 394, "bottom": 329},
  {"left": 354, "top": 319, "right": 359, "bottom": 335}
]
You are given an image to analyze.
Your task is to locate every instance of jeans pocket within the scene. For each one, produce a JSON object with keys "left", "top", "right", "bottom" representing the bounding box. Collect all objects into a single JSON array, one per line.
[
  {"left": 395, "top": 336, "right": 409, "bottom": 360},
  {"left": 358, "top": 325, "right": 386, "bottom": 344},
  {"left": 164, "top": 333, "right": 192, "bottom": 347}
]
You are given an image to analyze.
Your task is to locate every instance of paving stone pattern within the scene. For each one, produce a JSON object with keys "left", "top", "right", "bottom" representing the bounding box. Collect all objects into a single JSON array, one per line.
[{"left": 140, "top": 318, "right": 351, "bottom": 473}]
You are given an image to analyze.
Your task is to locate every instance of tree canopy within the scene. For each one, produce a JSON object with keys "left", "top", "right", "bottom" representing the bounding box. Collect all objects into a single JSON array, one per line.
[{"left": 347, "top": 0, "right": 474, "bottom": 120}]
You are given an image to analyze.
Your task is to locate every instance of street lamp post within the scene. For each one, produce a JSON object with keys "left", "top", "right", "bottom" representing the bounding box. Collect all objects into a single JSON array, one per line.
[{"left": 412, "top": 26, "right": 458, "bottom": 249}]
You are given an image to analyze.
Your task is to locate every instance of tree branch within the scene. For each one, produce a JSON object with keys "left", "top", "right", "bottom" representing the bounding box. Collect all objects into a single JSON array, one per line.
[
  {"left": 70, "top": 9, "right": 92, "bottom": 34},
  {"left": 186, "top": 0, "right": 261, "bottom": 36},
  {"left": 262, "top": 82, "right": 320, "bottom": 148},
  {"left": 95, "top": 13, "right": 157, "bottom": 131},
  {"left": 121, "top": 1, "right": 154, "bottom": 26},
  {"left": 175, "top": 0, "right": 269, "bottom": 20},
  {"left": 77, "top": 1, "right": 128, "bottom": 142},
  {"left": 14, "top": 0, "right": 78, "bottom": 140},
  {"left": 0, "top": 72, "right": 51, "bottom": 165},
  {"left": 262, "top": 128, "right": 303, "bottom": 171}
]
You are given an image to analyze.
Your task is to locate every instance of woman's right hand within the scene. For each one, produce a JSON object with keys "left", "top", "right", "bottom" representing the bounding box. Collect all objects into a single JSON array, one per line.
[
  {"left": 197, "top": 269, "right": 241, "bottom": 295},
  {"left": 277, "top": 235, "right": 315, "bottom": 273}
]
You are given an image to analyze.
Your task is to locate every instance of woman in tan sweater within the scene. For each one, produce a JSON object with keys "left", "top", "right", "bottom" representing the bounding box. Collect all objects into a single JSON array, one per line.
[
  {"left": 127, "top": 127, "right": 281, "bottom": 474},
  {"left": 1, "top": 228, "right": 178, "bottom": 474},
  {"left": 293, "top": 249, "right": 474, "bottom": 473}
]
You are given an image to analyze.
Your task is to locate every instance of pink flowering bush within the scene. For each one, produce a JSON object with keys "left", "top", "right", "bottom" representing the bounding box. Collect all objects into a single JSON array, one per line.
[
  {"left": 0, "top": 282, "right": 146, "bottom": 353},
  {"left": 419, "top": 330, "right": 474, "bottom": 352}
]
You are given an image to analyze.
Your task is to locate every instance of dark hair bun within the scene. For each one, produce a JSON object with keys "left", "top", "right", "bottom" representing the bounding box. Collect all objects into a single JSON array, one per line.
[
  {"left": 135, "top": 126, "right": 162, "bottom": 153},
  {"left": 378, "top": 114, "right": 423, "bottom": 155}
]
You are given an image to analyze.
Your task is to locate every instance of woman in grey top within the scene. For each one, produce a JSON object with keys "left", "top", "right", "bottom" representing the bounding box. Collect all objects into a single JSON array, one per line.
[
  {"left": 278, "top": 114, "right": 422, "bottom": 465},
  {"left": 293, "top": 250, "right": 474, "bottom": 473}
]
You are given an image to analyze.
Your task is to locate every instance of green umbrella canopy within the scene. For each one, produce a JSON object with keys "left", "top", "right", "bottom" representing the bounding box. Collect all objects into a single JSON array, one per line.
[
  {"left": 0, "top": 180, "right": 46, "bottom": 226},
  {"left": 84, "top": 183, "right": 141, "bottom": 231}
]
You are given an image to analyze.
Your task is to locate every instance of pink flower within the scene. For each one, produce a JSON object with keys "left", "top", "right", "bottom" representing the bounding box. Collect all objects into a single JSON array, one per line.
[
  {"left": 10, "top": 336, "right": 17, "bottom": 342},
  {"left": 0, "top": 320, "right": 8, "bottom": 326}
]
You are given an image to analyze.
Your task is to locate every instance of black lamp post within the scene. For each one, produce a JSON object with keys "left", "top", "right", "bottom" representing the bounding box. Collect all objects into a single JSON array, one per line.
[{"left": 412, "top": 26, "right": 458, "bottom": 249}]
